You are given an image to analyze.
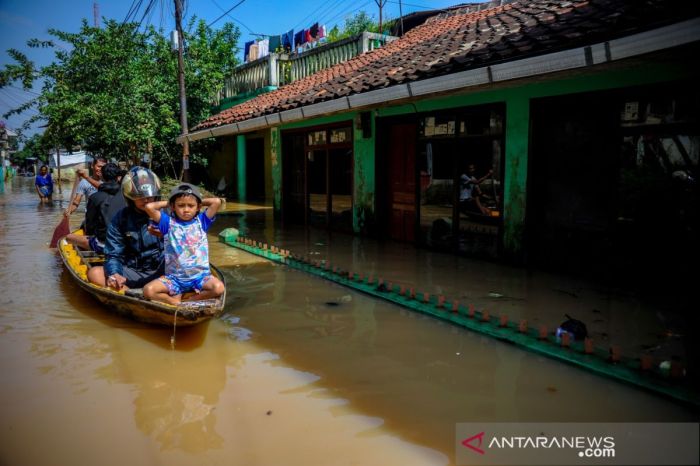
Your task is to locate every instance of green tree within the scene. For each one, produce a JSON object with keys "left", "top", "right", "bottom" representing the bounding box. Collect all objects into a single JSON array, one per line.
[
  {"left": 12, "top": 132, "right": 50, "bottom": 164},
  {"left": 326, "top": 11, "right": 383, "bottom": 43},
  {"left": 0, "top": 17, "right": 240, "bottom": 176}
]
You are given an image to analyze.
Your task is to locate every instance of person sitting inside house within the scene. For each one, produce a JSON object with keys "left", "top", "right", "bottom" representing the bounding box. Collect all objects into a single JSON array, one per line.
[
  {"left": 87, "top": 166, "right": 164, "bottom": 291},
  {"left": 64, "top": 157, "right": 106, "bottom": 218},
  {"left": 142, "top": 183, "right": 224, "bottom": 305},
  {"left": 65, "top": 162, "right": 126, "bottom": 253},
  {"left": 35, "top": 165, "right": 53, "bottom": 203},
  {"left": 459, "top": 164, "right": 493, "bottom": 216}
]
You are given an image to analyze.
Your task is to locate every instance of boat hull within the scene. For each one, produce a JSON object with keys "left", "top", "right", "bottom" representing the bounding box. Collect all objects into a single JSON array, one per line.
[{"left": 58, "top": 232, "right": 226, "bottom": 327}]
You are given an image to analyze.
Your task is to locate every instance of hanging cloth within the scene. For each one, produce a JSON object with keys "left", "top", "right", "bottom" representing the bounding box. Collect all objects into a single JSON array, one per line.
[
  {"left": 309, "top": 23, "right": 319, "bottom": 40},
  {"left": 294, "top": 30, "right": 304, "bottom": 48},
  {"left": 244, "top": 40, "right": 254, "bottom": 61},
  {"left": 283, "top": 29, "right": 294, "bottom": 51},
  {"left": 258, "top": 39, "right": 269, "bottom": 58},
  {"left": 305, "top": 28, "right": 312, "bottom": 43},
  {"left": 248, "top": 43, "right": 259, "bottom": 61},
  {"left": 318, "top": 25, "right": 326, "bottom": 39},
  {"left": 269, "top": 35, "right": 281, "bottom": 53}
]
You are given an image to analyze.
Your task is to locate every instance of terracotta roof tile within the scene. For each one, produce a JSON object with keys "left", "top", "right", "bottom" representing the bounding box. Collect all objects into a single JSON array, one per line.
[{"left": 194, "top": 0, "right": 699, "bottom": 131}]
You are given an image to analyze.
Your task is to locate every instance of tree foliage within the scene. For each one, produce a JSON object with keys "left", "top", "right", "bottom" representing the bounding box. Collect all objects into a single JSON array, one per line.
[
  {"left": 326, "top": 11, "right": 394, "bottom": 43},
  {"left": 0, "top": 18, "right": 240, "bottom": 174},
  {"left": 11, "top": 132, "right": 50, "bottom": 163}
]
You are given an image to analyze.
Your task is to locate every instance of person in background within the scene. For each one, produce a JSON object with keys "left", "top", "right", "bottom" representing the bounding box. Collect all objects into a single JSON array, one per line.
[
  {"left": 64, "top": 157, "right": 106, "bottom": 218},
  {"left": 65, "top": 163, "right": 126, "bottom": 253},
  {"left": 459, "top": 163, "right": 493, "bottom": 216},
  {"left": 87, "top": 166, "right": 164, "bottom": 291},
  {"left": 35, "top": 164, "right": 53, "bottom": 203},
  {"left": 142, "top": 183, "right": 224, "bottom": 305}
]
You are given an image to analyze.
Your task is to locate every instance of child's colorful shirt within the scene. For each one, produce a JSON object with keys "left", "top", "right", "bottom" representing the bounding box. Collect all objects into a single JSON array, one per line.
[{"left": 157, "top": 211, "right": 214, "bottom": 283}]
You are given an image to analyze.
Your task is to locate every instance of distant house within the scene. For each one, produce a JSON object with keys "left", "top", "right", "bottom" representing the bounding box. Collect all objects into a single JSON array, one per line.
[
  {"left": 49, "top": 150, "right": 93, "bottom": 170},
  {"left": 187, "top": 0, "right": 700, "bottom": 281}
]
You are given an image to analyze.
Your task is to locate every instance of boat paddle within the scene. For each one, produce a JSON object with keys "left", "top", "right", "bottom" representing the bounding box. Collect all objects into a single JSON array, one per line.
[{"left": 49, "top": 170, "right": 80, "bottom": 248}]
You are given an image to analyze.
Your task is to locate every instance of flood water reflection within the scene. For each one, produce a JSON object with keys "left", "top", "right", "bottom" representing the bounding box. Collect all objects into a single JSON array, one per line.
[{"left": 0, "top": 177, "right": 695, "bottom": 466}]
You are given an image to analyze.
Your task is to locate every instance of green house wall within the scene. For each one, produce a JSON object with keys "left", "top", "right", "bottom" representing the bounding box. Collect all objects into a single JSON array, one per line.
[{"left": 245, "top": 58, "right": 693, "bottom": 257}]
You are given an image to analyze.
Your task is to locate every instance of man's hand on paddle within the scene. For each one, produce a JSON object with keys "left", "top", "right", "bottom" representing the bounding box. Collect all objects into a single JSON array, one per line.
[{"left": 107, "top": 273, "right": 127, "bottom": 291}]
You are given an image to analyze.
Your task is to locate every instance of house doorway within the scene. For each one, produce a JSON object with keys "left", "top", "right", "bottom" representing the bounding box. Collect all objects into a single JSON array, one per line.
[
  {"left": 282, "top": 125, "right": 354, "bottom": 231},
  {"left": 387, "top": 123, "right": 416, "bottom": 242}
]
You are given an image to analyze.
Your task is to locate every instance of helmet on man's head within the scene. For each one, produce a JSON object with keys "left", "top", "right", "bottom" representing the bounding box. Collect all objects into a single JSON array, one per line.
[{"left": 121, "top": 166, "right": 161, "bottom": 200}]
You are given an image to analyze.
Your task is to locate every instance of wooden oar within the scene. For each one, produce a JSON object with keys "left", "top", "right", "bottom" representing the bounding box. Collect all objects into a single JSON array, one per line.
[{"left": 49, "top": 171, "right": 80, "bottom": 248}]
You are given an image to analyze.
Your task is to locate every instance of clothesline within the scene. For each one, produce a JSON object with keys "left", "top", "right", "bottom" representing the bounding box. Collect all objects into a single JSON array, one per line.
[{"left": 244, "top": 23, "right": 327, "bottom": 62}]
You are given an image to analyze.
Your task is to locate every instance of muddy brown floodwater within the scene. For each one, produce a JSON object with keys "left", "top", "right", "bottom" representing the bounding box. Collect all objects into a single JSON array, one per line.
[{"left": 0, "top": 177, "right": 695, "bottom": 466}]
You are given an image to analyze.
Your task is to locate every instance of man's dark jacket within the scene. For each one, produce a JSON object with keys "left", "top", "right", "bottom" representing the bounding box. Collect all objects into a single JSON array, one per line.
[
  {"left": 84, "top": 180, "right": 126, "bottom": 241},
  {"left": 103, "top": 205, "right": 164, "bottom": 278}
]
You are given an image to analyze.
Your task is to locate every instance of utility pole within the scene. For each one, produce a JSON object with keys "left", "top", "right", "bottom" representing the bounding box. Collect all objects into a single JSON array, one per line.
[
  {"left": 93, "top": 2, "right": 99, "bottom": 28},
  {"left": 174, "top": 0, "right": 190, "bottom": 181},
  {"left": 374, "top": 0, "right": 387, "bottom": 34}
]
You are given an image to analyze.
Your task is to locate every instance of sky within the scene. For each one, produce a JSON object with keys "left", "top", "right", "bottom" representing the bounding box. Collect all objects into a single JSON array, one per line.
[{"left": 0, "top": 0, "right": 458, "bottom": 138}]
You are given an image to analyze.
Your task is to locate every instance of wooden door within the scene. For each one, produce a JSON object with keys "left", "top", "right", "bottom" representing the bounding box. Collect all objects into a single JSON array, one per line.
[{"left": 388, "top": 124, "right": 416, "bottom": 242}]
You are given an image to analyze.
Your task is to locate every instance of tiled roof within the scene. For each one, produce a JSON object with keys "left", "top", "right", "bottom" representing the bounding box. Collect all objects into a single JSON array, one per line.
[{"left": 194, "top": 0, "right": 699, "bottom": 131}]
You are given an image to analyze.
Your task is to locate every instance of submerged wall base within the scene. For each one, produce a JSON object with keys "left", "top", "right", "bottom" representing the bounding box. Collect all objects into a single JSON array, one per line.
[{"left": 219, "top": 229, "right": 699, "bottom": 408}]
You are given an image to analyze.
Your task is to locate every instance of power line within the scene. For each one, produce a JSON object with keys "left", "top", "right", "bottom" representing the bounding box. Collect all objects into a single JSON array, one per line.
[
  {"left": 207, "top": 0, "right": 246, "bottom": 27},
  {"left": 123, "top": 0, "right": 145, "bottom": 24},
  {"left": 292, "top": 0, "right": 332, "bottom": 30},
  {"left": 209, "top": 0, "right": 256, "bottom": 34},
  {"left": 316, "top": 0, "right": 351, "bottom": 29},
  {"left": 325, "top": 0, "right": 374, "bottom": 27},
  {"left": 386, "top": 0, "right": 450, "bottom": 13}
]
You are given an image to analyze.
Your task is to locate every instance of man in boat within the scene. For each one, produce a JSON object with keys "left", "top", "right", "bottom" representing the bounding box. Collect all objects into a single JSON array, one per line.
[
  {"left": 86, "top": 167, "right": 164, "bottom": 291},
  {"left": 65, "top": 162, "right": 126, "bottom": 253},
  {"left": 63, "top": 157, "right": 106, "bottom": 218}
]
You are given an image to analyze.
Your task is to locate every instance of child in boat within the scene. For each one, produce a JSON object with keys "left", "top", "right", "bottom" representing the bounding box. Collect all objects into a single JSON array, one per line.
[
  {"left": 142, "top": 183, "right": 224, "bottom": 305},
  {"left": 35, "top": 165, "right": 53, "bottom": 202}
]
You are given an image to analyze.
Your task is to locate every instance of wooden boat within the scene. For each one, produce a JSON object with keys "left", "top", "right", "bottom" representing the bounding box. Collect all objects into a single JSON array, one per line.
[{"left": 58, "top": 230, "right": 226, "bottom": 327}]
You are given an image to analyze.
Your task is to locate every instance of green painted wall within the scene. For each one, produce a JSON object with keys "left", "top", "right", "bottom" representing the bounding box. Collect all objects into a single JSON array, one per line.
[
  {"left": 236, "top": 134, "right": 246, "bottom": 202},
  {"left": 270, "top": 127, "right": 282, "bottom": 212},
  {"left": 353, "top": 113, "right": 376, "bottom": 233},
  {"left": 222, "top": 59, "right": 693, "bottom": 255},
  {"left": 503, "top": 96, "right": 529, "bottom": 258}
]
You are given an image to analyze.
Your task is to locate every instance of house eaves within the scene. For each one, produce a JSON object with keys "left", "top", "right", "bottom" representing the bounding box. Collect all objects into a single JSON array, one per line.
[{"left": 179, "top": 17, "right": 700, "bottom": 144}]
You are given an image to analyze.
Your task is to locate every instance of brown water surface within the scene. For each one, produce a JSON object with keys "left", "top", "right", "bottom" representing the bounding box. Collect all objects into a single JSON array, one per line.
[{"left": 0, "top": 177, "right": 694, "bottom": 466}]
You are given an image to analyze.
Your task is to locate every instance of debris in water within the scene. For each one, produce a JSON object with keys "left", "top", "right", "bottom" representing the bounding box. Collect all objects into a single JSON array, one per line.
[
  {"left": 266, "top": 410, "right": 273, "bottom": 416},
  {"left": 546, "top": 386, "right": 558, "bottom": 393},
  {"left": 325, "top": 301, "right": 340, "bottom": 307},
  {"left": 487, "top": 292, "right": 503, "bottom": 298}
]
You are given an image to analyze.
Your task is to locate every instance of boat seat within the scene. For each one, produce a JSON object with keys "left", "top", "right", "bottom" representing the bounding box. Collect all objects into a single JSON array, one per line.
[{"left": 75, "top": 249, "right": 105, "bottom": 269}]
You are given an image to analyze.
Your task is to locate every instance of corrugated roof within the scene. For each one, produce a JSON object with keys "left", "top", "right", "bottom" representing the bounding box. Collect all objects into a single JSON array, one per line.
[{"left": 194, "top": 0, "right": 700, "bottom": 131}]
